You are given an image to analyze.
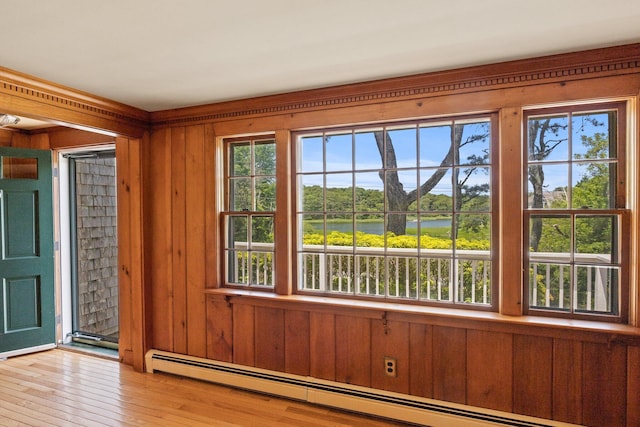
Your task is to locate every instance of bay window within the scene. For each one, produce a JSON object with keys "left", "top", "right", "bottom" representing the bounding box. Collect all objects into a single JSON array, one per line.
[{"left": 218, "top": 101, "right": 631, "bottom": 323}]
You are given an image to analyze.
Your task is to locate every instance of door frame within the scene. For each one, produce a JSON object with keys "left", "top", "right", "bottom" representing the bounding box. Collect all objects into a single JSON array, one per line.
[{"left": 56, "top": 144, "right": 116, "bottom": 346}]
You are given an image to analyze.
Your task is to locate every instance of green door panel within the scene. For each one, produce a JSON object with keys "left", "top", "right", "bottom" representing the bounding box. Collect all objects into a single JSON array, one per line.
[
  {"left": 3, "top": 276, "right": 41, "bottom": 332},
  {"left": 0, "top": 147, "right": 54, "bottom": 355},
  {"left": 3, "top": 190, "right": 38, "bottom": 258}
]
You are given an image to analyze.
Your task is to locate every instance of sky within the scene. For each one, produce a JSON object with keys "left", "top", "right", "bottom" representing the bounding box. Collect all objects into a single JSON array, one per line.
[
  {"left": 526, "top": 111, "right": 614, "bottom": 206},
  {"left": 297, "top": 119, "right": 491, "bottom": 196},
  {"left": 294, "top": 111, "right": 612, "bottom": 206}
]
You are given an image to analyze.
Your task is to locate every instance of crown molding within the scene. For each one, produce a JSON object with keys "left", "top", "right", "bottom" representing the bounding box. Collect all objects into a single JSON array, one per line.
[
  {"left": 3, "top": 43, "right": 638, "bottom": 135},
  {"left": 0, "top": 66, "right": 149, "bottom": 137},
  {"left": 150, "top": 43, "right": 640, "bottom": 128}
]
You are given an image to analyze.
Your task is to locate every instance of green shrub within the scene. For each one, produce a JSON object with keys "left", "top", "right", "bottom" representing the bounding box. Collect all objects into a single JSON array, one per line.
[{"left": 302, "top": 230, "right": 489, "bottom": 250}]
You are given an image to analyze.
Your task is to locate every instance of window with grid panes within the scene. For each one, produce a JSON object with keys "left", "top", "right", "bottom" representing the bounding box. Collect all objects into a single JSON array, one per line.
[
  {"left": 524, "top": 102, "right": 628, "bottom": 321},
  {"left": 223, "top": 136, "right": 276, "bottom": 288},
  {"left": 295, "top": 115, "right": 497, "bottom": 307}
]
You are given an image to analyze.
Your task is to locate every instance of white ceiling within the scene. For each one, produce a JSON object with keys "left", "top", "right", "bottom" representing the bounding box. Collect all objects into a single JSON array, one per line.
[{"left": 1, "top": 0, "right": 640, "bottom": 112}]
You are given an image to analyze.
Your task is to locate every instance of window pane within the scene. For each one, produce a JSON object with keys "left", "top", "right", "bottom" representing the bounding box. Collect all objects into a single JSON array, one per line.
[
  {"left": 419, "top": 124, "right": 452, "bottom": 167},
  {"left": 228, "top": 216, "right": 248, "bottom": 247},
  {"left": 574, "top": 265, "right": 618, "bottom": 314},
  {"left": 230, "top": 143, "right": 250, "bottom": 176},
  {"left": 299, "top": 175, "right": 323, "bottom": 212},
  {"left": 575, "top": 215, "right": 615, "bottom": 261},
  {"left": 527, "top": 115, "right": 569, "bottom": 162},
  {"left": 355, "top": 172, "right": 383, "bottom": 213},
  {"left": 250, "top": 216, "right": 274, "bottom": 287},
  {"left": 456, "top": 258, "right": 491, "bottom": 305},
  {"left": 251, "top": 216, "right": 274, "bottom": 244},
  {"left": 2, "top": 157, "right": 38, "bottom": 179},
  {"left": 386, "top": 127, "right": 417, "bottom": 168},
  {"left": 456, "top": 166, "right": 491, "bottom": 212},
  {"left": 226, "top": 250, "right": 249, "bottom": 285},
  {"left": 229, "top": 177, "right": 252, "bottom": 211},
  {"left": 527, "top": 164, "right": 568, "bottom": 209},
  {"left": 529, "top": 263, "right": 571, "bottom": 310},
  {"left": 326, "top": 214, "right": 353, "bottom": 243},
  {"left": 300, "top": 213, "right": 324, "bottom": 246},
  {"left": 572, "top": 112, "right": 613, "bottom": 160},
  {"left": 325, "top": 133, "right": 352, "bottom": 172},
  {"left": 387, "top": 255, "right": 418, "bottom": 299},
  {"left": 418, "top": 214, "right": 453, "bottom": 248},
  {"left": 420, "top": 258, "right": 452, "bottom": 301},
  {"left": 325, "top": 173, "right": 352, "bottom": 212},
  {"left": 327, "top": 252, "right": 354, "bottom": 294},
  {"left": 226, "top": 215, "right": 249, "bottom": 285},
  {"left": 355, "top": 130, "right": 382, "bottom": 170},
  {"left": 254, "top": 140, "right": 276, "bottom": 175},
  {"left": 456, "top": 213, "right": 491, "bottom": 247},
  {"left": 385, "top": 169, "right": 417, "bottom": 214},
  {"left": 356, "top": 214, "right": 384, "bottom": 244},
  {"left": 250, "top": 250, "right": 274, "bottom": 287},
  {"left": 572, "top": 162, "right": 613, "bottom": 209},
  {"left": 418, "top": 168, "right": 453, "bottom": 212},
  {"left": 299, "top": 252, "right": 322, "bottom": 291},
  {"left": 529, "top": 215, "right": 571, "bottom": 261},
  {"left": 255, "top": 177, "right": 276, "bottom": 211},
  {"left": 299, "top": 135, "right": 323, "bottom": 172},
  {"left": 456, "top": 121, "right": 491, "bottom": 166},
  {"left": 356, "top": 253, "right": 385, "bottom": 296}
]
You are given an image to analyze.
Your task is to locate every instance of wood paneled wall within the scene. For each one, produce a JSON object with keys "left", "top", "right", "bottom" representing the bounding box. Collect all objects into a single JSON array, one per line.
[
  {"left": 143, "top": 125, "right": 211, "bottom": 358},
  {"left": 116, "top": 135, "right": 148, "bottom": 371},
  {"left": 205, "top": 294, "right": 640, "bottom": 426},
  {"left": 138, "top": 45, "right": 640, "bottom": 426}
]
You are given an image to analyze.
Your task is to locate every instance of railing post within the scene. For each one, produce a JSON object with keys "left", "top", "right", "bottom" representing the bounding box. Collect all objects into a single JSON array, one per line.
[
  {"left": 558, "top": 265, "right": 564, "bottom": 309},
  {"left": 594, "top": 266, "right": 609, "bottom": 312},
  {"left": 319, "top": 253, "right": 326, "bottom": 292}
]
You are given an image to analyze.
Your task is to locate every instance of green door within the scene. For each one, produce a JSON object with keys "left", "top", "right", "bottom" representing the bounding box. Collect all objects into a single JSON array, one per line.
[{"left": 0, "top": 147, "right": 55, "bottom": 358}]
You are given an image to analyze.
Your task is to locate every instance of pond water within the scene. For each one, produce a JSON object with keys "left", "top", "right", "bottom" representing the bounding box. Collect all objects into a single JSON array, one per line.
[{"left": 316, "top": 218, "right": 451, "bottom": 235}]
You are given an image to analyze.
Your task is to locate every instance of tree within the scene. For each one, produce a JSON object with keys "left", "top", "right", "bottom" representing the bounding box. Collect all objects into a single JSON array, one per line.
[
  {"left": 527, "top": 118, "right": 567, "bottom": 250},
  {"left": 374, "top": 123, "right": 489, "bottom": 236},
  {"left": 229, "top": 140, "right": 276, "bottom": 243},
  {"left": 528, "top": 114, "right": 605, "bottom": 251}
]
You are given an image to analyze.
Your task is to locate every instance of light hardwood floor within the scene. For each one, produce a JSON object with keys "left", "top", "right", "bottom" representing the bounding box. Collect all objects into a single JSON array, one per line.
[{"left": 0, "top": 349, "right": 410, "bottom": 426}]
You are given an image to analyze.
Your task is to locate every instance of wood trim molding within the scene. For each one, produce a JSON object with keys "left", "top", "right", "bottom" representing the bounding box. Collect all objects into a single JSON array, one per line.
[
  {"left": 0, "top": 66, "right": 149, "bottom": 137},
  {"left": 3, "top": 43, "right": 638, "bottom": 136},
  {"left": 151, "top": 43, "right": 640, "bottom": 128}
]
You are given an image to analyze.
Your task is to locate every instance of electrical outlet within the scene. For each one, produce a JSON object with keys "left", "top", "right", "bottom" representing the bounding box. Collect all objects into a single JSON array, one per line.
[{"left": 384, "top": 356, "right": 397, "bottom": 377}]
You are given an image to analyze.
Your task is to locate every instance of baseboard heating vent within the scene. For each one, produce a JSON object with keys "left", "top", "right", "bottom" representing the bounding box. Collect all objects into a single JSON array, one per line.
[{"left": 146, "top": 350, "right": 576, "bottom": 427}]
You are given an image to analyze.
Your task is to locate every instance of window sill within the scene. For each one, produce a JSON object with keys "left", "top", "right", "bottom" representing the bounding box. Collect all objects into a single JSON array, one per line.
[{"left": 204, "top": 288, "right": 640, "bottom": 342}]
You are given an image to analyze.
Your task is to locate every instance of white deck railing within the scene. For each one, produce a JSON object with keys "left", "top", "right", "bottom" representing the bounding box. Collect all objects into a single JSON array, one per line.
[
  {"left": 298, "top": 244, "right": 490, "bottom": 304},
  {"left": 529, "top": 252, "right": 615, "bottom": 312},
  {"left": 228, "top": 243, "right": 615, "bottom": 310}
]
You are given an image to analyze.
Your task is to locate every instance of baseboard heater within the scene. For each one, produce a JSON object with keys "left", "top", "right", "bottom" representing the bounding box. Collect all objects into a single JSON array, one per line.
[{"left": 146, "top": 350, "right": 574, "bottom": 427}]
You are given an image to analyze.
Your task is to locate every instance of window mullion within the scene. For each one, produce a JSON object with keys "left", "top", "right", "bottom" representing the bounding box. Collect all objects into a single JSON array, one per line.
[
  {"left": 274, "top": 129, "right": 292, "bottom": 295},
  {"left": 500, "top": 107, "right": 524, "bottom": 316}
]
